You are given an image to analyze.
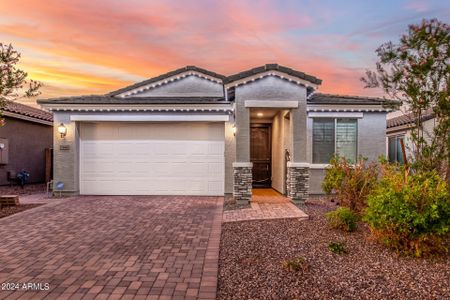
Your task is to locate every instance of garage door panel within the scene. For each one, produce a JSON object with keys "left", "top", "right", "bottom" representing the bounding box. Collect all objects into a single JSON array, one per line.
[
  {"left": 82, "top": 143, "right": 115, "bottom": 158},
  {"left": 208, "top": 143, "right": 223, "bottom": 155},
  {"left": 80, "top": 123, "right": 224, "bottom": 196}
]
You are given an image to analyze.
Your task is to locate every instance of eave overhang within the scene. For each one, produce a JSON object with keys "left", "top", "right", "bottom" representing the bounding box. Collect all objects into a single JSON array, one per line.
[
  {"left": 306, "top": 104, "right": 394, "bottom": 113},
  {"left": 40, "top": 103, "right": 234, "bottom": 114}
]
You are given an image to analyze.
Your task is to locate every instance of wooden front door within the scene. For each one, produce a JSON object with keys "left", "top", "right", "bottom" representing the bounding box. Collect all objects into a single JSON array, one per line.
[{"left": 250, "top": 125, "right": 271, "bottom": 187}]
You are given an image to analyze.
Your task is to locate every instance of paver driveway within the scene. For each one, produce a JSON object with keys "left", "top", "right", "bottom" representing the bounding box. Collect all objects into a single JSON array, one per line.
[{"left": 0, "top": 196, "right": 223, "bottom": 300}]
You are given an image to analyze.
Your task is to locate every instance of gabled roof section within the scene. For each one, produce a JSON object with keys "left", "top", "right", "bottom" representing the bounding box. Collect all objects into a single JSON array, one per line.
[
  {"left": 3, "top": 100, "right": 53, "bottom": 123},
  {"left": 225, "top": 64, "right": 322, "bottom": 86},
  {"left": 308, "top": 93, "right": 399, "bottom": 106},
  {"left": 108, "top": 66, "right": 226, "bottom": 97},
  {"left": 387, "top": 108, "right": 434, "bottom": 129},
  {"left": 37, "top": 95, "right": 227, "bottom": 105}
]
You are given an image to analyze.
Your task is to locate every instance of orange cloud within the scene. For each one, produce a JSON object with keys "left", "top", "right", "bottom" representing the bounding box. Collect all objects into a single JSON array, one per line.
[{"left": 0, "top": 0, "right": 394, "bottom": 103}]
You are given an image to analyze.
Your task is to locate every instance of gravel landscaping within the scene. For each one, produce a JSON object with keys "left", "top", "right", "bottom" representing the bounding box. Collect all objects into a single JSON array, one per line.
[
  {"left": 218, "top": 198, "right": 450, "bottom": 300},
  {"left": 0, "top": 183, "right": 46, "bottom": 196},
  {"left": 0, "top": 204, "right": 42, "bottom": 219}
]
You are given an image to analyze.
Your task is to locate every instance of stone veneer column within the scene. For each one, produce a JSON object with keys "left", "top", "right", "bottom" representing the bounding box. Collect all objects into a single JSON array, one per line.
[
  {"left": 286, "top": 162, "right": 309, "bottom": 204},
  {"left": 232, "top": 162, "right": 252, "bottom": 204}
]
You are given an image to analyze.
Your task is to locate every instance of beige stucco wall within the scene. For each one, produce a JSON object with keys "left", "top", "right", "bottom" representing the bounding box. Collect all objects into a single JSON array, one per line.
[
  {"left": 133, "top": 76, "right": 223, "bottom": 97},
  {"left": 271, "top": 110, "right": 291, "bottom": 194},
  {"left": 234, "top": 76, "right": 307, "bottom": 163},
  {"left": 225, "top": 121, "right": 236, "bottom": 194},
  {"left": 53, "top": 112, "right": 79, "bottom": 194}
]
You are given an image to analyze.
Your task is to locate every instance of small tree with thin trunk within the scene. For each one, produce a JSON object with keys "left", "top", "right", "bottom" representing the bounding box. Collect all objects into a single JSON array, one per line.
[
  {"left": 361, "top": 19, "right": 449, "bottom": 179},
  {"left": 0, "top": 43, "right": 41, "bottom": 125}
]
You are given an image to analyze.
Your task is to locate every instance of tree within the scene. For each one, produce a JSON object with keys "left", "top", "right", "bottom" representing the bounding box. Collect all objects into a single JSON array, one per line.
[
  {"left": 362, "top": 19, "right": 450, "bottom": 180},
  {"left": 0, "top": 43, "right": 42, "bottom": 125}
]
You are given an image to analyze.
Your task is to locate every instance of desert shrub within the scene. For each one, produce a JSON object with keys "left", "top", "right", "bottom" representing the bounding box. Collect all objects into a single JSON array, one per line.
[
  {"left": 328, "top": 241, "right": 348, "bottom": 254},
  {"left": 322, "top": 156, "right": 378, "bottom": 212},
  {"left": 364, "top": 166, "right": 450, "bottom": 257},
  {"left": 326, "top": 207, "right": 358, "bottom": 232},
  {"left": 282, "top": 256, "right": 310, "bottom": 272}
]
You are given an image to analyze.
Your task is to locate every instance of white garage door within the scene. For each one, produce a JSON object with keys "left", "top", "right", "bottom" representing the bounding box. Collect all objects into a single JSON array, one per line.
[{"left": 79, "top": 122, "right": 224, "bottom": 196}]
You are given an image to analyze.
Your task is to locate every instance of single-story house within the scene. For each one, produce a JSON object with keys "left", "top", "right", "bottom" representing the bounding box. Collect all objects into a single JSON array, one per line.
[
  {"left": 38, "top": 64, "right": 394, "bottom": 203},
  {"left": 0, "top": 101, "right": 53, "bottom": 185},
  {"left": 386, "top": 108, "right": 435, "bottom": 164}
]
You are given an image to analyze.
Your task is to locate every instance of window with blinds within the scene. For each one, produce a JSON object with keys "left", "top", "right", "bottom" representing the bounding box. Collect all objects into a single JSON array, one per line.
[
  {"left": 313, "top": 118, "right": 358, "bottom": 164},
  {"left": 313, "top": 119, "right": 335, "bottom": 163},
  {"left": 336, "top": 119, "right": 357, "bottom": 163}
]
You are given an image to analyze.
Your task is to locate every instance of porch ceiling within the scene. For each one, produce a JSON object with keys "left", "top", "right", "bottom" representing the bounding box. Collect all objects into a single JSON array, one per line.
[{"left": 250, "top": 108, "right": 285, "bottom": 121}]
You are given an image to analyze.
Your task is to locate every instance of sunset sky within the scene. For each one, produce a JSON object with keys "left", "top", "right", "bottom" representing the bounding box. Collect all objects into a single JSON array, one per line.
[{"left": 1, "top": 0, "right": 449, "bottom": 106}]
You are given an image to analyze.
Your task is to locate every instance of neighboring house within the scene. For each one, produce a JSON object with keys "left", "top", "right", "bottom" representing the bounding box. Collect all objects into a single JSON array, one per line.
[
  {"left": 386, "top": 108, "right": 435, "bottom": 164},
  {"left": 38, "top": 64, "right": 394, "bottom": 203},
  {"left": 0, "top": 101, "right": 53, "bottom": 185}
]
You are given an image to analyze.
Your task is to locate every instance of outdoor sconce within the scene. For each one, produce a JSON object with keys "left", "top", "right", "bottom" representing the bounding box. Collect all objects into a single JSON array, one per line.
[
  {"left": 57, "top": 123, "right": 67, "bottom": 138},
  {"left": 232, "top": 124, "right": 237, "bottom": 136}
]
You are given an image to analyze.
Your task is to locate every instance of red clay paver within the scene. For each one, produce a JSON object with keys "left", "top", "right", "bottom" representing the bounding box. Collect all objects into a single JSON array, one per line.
[{"left": 0, "top": 196, "right": 223, "bottom": 299}]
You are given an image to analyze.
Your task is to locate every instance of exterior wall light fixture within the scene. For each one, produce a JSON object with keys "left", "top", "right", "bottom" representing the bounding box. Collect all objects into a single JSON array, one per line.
[
  {"left": 58, "top": 123, "right": 67, "bottom": 138},
  {"left": 232, "top": 124, "right": 237, "bottom": 136}
]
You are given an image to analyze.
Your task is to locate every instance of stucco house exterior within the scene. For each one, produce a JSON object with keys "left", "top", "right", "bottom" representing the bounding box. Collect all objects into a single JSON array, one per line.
[
  {"left": 38, "top": 64, "right": 393, "bottom": 204},
  {"left": 0, "top": 101, "right": 53, "bottom": 185},
  {"left": 386, "top": 108, "right": 435, "bottom": 164}
]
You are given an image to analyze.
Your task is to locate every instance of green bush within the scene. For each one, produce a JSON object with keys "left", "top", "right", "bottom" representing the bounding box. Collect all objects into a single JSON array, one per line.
[
  {"left": 326, "top": 207, "right": 358, "bottom": 232},
  {"left": 364, "top": 167, "right": 450, "bottom": 257},
  {"left": 282, "top": 256, "right": 310, "bottom": 272},
  {"left": 328, "top": 241, "right": 348, "bottom": 254},
  {"left": 322, "top": 156, "right": 378, "bottom": 212}
]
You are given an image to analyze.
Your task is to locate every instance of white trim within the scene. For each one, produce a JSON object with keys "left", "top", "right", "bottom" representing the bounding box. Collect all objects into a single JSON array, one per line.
[
  {"left": 41, "top": 103, "right": 233, "bottom": 112},
  {"left": 245, "top": 100, "right": 298, "bottom": 108},
  {"left": 386, "top": 128, "right": 408, "bottom": 137},
  {"left": 287, "top": 162, "right": 310, "bottom": 168},
  {"left": 225, "top": 70, "right": 319, "bottom": 89},
  {"left": 232, "top": 162, "right": 253, "bottom": 168},
  {"left": 70, "top": 114, "right": 229, "bottom": 122},
  {"left": 307, "top": 105, "right": 391, "bottom": 112},
  {"left": 309, "top": 164, "right": 330, "bottom": 169},
  {"left": 308, "top": 112, "right": 363, "bottom": 118},
  {"left": 2, "top": 111, "right": 53, "bottom": 126}
]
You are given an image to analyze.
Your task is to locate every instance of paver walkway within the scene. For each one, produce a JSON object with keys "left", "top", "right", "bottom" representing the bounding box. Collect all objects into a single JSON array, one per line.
[
  {"left": 223, "top": 189, "right": 308, "bottom": 223},
  {"left": 19, "top": 193, "right": 67, "bottom": 204},
  {"left": 0, "top": 196, "right": 223, "bottom": 300}
]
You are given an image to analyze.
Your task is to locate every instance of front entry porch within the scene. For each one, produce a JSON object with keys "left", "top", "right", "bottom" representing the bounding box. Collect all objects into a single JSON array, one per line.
[
  {"left": 233, "top": 104, "right": 310, "bottom": 205},
  {"left": 223, "top": 188, "right": 308, "bottom": 222}
]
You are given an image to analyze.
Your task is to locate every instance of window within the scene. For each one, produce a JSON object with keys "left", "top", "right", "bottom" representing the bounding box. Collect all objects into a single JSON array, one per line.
[
  {"left": 388, "top": 135, "right": 405, "bottom": 164},
  {"left": 336, "top": 119, "right": 357, "bottom": 163},
  {"left": 313, "top": 119, "right": 335, "bottom": 164},
  {"left": 313, "top": 118, "right": 358, "bottom": 163}
]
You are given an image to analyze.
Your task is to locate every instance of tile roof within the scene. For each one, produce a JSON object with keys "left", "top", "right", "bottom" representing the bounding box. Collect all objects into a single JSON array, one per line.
[
  {"left": 108, "top": 64, "right": 322, "bottom": 97},
  {"left": 225, "top": 63, "right": 322, "bottom": 85},
  {"left": 387, "top": 108, "right": 434, "bottom": 128},
  {"left": 108, "top": 66, "right": 227, "bottom": 97},
  {"left": 3, "top": 101, "right": 53, "bottom": 122},
  {"left": 37, "top": 66, "right": 400, "bottom": 108},
  {"left": 308, "top": 93, "right": 399, "bottom": 106},
  {"left": 37, "top": 96, "right": 228, "bottom": 105}
]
